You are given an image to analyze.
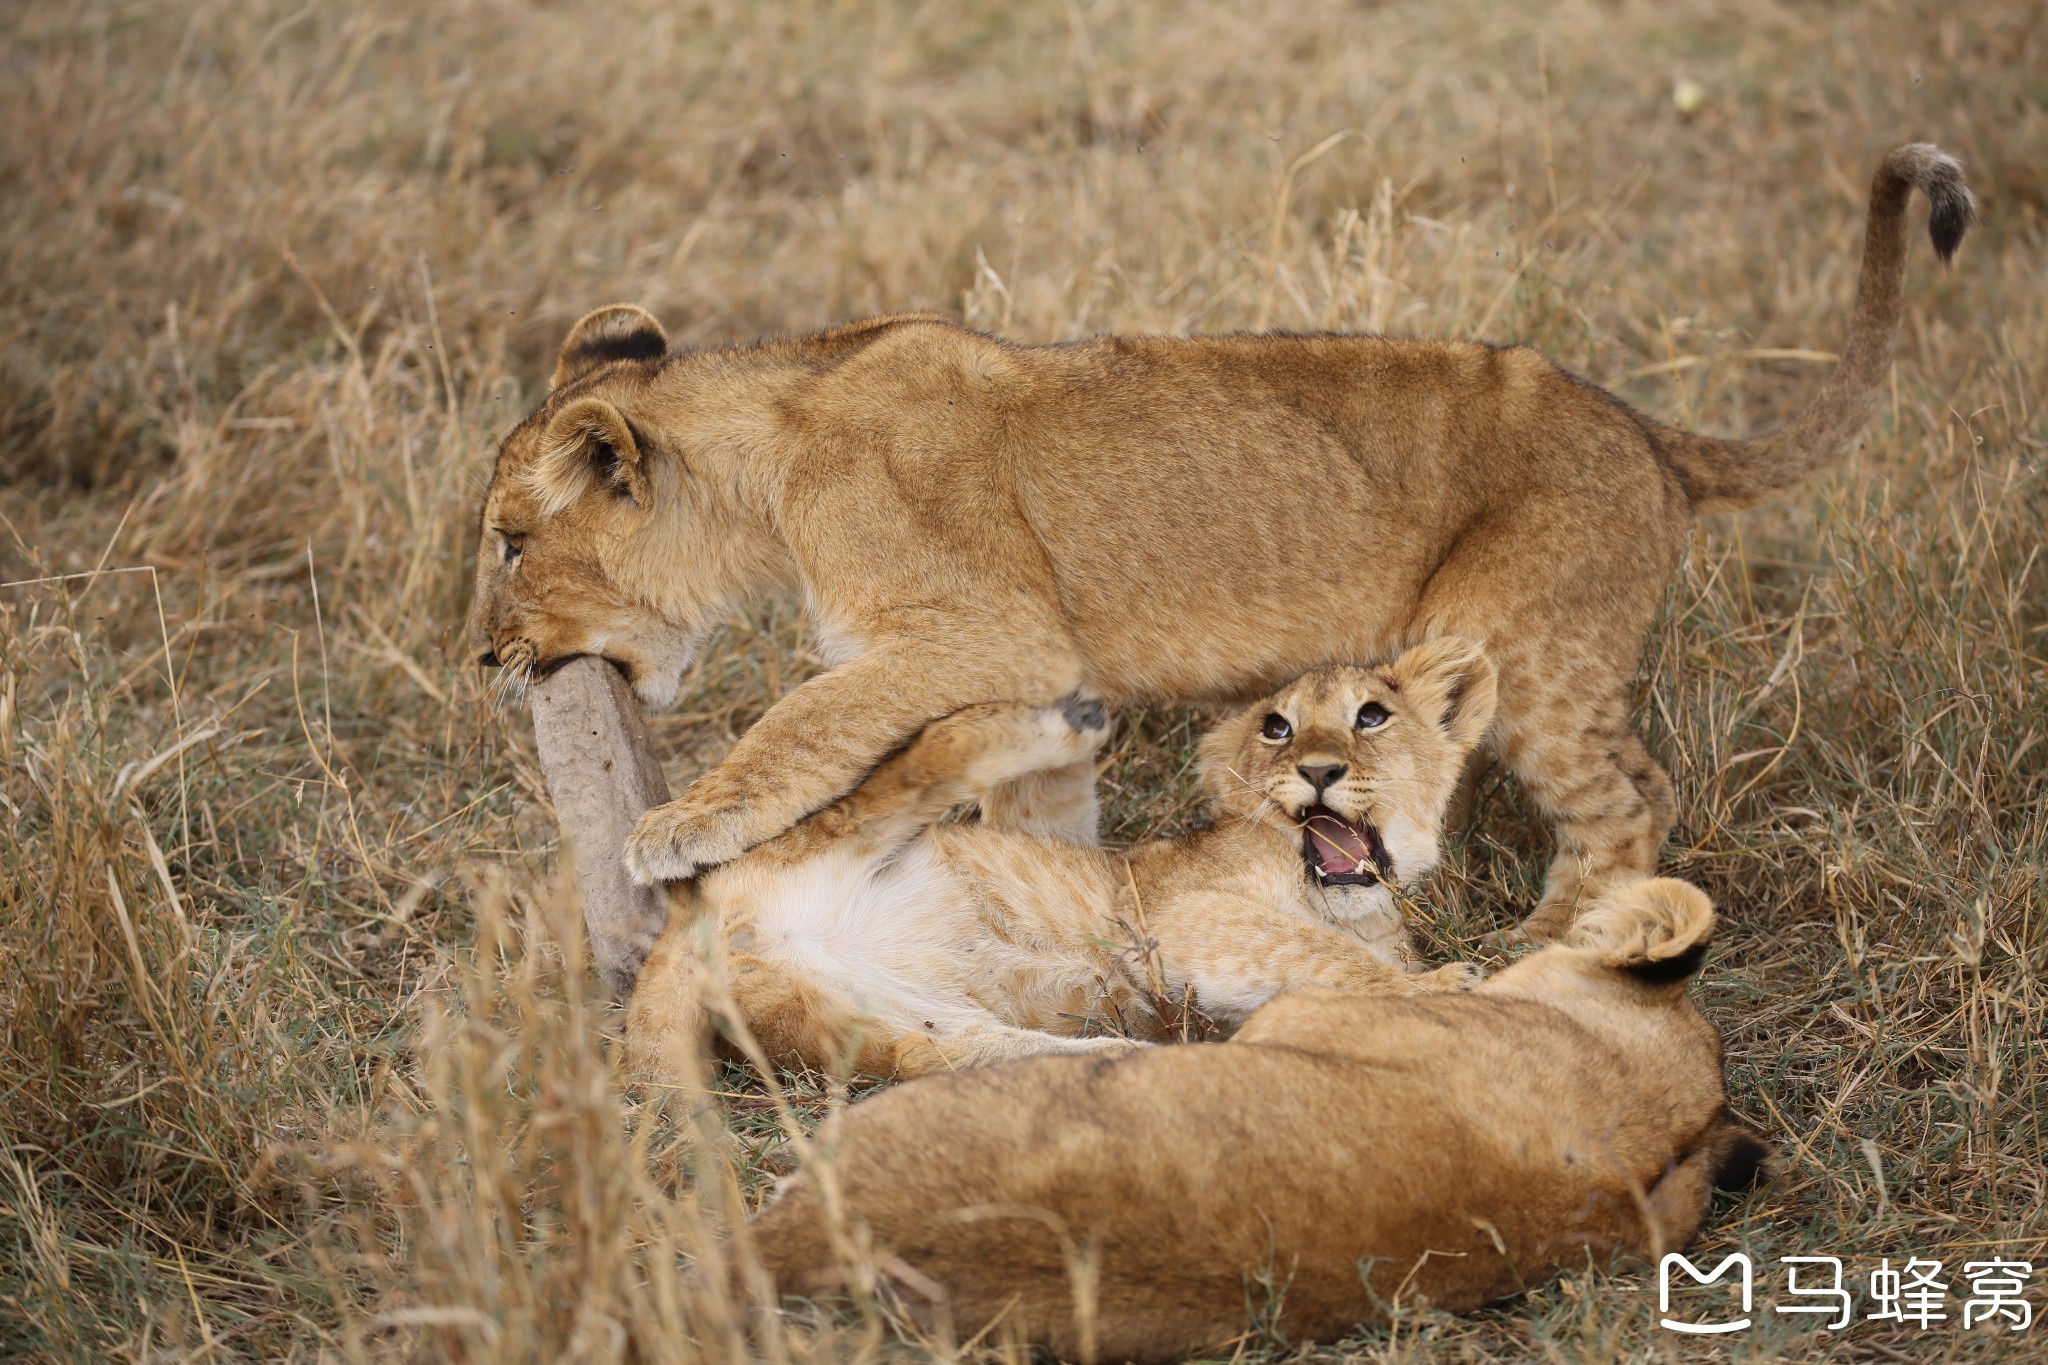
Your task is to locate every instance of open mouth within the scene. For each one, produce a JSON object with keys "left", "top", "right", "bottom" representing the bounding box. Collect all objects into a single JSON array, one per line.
[{"left": 1300, "top": 805, "right": 1393, "bottom": 887}]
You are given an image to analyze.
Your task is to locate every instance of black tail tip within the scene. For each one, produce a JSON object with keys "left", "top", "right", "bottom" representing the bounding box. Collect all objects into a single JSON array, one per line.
[
  {"left": 1909, "top": 145, "right": 1976, "bottom": 266},
  {"left": 1621, "top": 938, "right": 1710, "bottom": 986},
  {"left": 1883, "top": 143, "right": 1976, "bottom": 267},
  {"left": 1928, "top": 189, "right": 1975, "bottom": 266}
]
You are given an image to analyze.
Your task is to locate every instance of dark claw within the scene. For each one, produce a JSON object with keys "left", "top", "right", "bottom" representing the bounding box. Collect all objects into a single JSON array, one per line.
[{"left": 1058, "top": 690, "right": 1109, "bottom": 733}]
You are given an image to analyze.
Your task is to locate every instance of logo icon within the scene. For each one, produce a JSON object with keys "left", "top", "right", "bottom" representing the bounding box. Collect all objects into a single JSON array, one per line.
[{"left": 1660, "top": 1252, "right": 1753, "bottom": 1334}]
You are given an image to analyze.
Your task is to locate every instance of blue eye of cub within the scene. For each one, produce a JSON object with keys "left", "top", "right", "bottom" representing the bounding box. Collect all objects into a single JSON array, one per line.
[
  {"left": 1356, "top": 702, "right": 1390, "bottom": 730},
  {"left": 1261, "top": 713, "right": 1292, "bottom": 741},
  {"left": 502, "top": 532, "right": 525, "bottom": 563}
]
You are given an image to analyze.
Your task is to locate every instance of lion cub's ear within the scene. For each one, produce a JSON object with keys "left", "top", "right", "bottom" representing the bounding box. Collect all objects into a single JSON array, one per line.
[
  {"left": 525, "top": 397, "right": 648, "bottom": 513},
  {"left": 552, "top": 304, "right": 668, "bottom": 390},
  {"left": 1388, "top": 637, "right": 1498, "bottom": 752}
]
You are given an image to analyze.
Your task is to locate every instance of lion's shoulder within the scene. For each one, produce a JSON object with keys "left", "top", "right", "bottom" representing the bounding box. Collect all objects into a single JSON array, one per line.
[{"left": 787, "top": 312, "right": 978, "bottom": 365}]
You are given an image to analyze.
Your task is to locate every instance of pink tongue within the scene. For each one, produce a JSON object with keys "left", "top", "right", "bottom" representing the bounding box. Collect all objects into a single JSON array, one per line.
[{"left": 1304, "top": 813, "right": 1371, "bottom": 874}]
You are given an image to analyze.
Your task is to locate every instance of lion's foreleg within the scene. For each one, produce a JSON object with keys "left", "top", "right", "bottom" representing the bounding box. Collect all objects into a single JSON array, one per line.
[
  {"left": 1152, "top": 895, "right": 1478, "bottom": 1031},
  {"left": 624, "top": 639, "right": 1085, "bottom": 884},
  {"left": 750, "top": 699, "right": 1109, "bottom": 866}
]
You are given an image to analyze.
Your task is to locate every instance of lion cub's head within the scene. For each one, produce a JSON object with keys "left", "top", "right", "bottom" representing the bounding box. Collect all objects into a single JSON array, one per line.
[
  {"left": 1197, "top": 638, "right": 1497, "bottom": 893},
  {"left": 467, "top": 306, "right": 786, "bottom": 707}
]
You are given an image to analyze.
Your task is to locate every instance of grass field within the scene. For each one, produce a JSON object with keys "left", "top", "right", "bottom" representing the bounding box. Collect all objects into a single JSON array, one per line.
[{"left": 3, "top": 0, "right": 2045, "bottom": 1358}]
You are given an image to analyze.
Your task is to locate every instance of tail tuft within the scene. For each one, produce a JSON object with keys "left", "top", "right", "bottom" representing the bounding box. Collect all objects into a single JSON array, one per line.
[
  {"left": 1566, "top": 878, "right": 1716, "bottom": 984},
  {"left": 1885, "top": 143, "right": 1977, "bottom": 266},
  {"left": 1623, "top": 938, "right": 1709, "bottom": 986},
  {"left": 1650, "top": 142, "right": 1972, "bottom": 512}
]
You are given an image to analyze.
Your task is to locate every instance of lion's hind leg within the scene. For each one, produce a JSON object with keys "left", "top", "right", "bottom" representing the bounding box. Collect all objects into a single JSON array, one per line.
[
  {"left": 892, "top": 1020, "right": 1143, "bottom": 1078},
  {"left": 624, "top": 914, "right": 716, "bottom": 1089},
  {"left": 1411, "top": 494, "right": 1683, "bottom": 941},
  {"left": 1636, "top": 1113, "right": 1773, "bottom": 1259}
]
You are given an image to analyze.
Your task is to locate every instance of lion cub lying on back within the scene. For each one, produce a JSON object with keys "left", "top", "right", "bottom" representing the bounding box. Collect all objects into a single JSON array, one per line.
[
  {"left": 747, "top": 879, "right": 1769, "bottom": 1360},
  {"left": 627, "top": 638, "right": 1495, "bottom": 1078}
]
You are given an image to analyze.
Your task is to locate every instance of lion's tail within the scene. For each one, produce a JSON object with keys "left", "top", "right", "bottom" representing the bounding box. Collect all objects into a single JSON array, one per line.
[
  {"left": 1650, "top": 144, "right": 1974, "bottom": 513},
  {"left": 1566, "top": 877, "right": 1717, "bottom": 987}
]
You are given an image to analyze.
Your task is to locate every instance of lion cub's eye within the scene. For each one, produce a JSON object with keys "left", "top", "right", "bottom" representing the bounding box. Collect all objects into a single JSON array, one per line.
[
  {"left": 1260, "top": 713, "right": 1292, "bottom": 742},
  {"left": 501, "top": 532, "right": 526, "bottom": 564},
  {"left": 1355, "top": 701, "right": 1390, "bottom": 730}
]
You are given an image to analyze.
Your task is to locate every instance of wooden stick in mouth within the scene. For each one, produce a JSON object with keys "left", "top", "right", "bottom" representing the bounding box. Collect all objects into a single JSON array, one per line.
[{"left": 528, "top": 655, "right": 674, "bottom": 996}]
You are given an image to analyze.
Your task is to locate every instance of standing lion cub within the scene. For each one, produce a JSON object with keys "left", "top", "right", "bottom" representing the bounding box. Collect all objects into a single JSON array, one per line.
[
  {"left": 745, "top": 878, "right": 1769, "bottom": 1361},
  {"left": 468, "top": 143, "right": 1971, "bottom": 948},
  {"left": 626, "top": 638, "right": 1494, "bottom": 1079}
]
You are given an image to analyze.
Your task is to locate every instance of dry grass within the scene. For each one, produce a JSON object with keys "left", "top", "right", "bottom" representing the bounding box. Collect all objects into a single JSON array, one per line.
[{"left": 2, "top": 0, "right": 2045, "bottom": 1358}]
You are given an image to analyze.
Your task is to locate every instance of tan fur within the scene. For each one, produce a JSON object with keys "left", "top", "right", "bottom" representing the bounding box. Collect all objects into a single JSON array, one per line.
[
  {"left": 626, "top": 642, "right": 1496, "bottom": 1082},
  {"left": 467, "top": 146, "right": 1971, "bottom": 936},
  {"left": 743, "top": 878, "right": 1769, "bottom": 1361}
]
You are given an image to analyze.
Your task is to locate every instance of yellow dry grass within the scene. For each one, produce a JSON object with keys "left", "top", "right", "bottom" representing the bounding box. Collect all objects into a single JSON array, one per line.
[{"left": 2, "top": 0, "right": 2044, "bottom": 1359}]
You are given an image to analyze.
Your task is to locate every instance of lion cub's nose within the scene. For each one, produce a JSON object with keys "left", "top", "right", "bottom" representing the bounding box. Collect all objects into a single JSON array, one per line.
[{"left": 1297, "top": 762, "right": 1347, "bottom": 794}]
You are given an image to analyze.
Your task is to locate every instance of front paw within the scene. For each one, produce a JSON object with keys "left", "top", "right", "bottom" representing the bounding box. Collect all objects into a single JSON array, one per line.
[{"left": 625, "top": 800, "right": 750, "bottom": 885}]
